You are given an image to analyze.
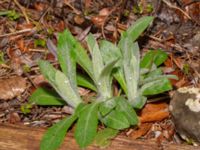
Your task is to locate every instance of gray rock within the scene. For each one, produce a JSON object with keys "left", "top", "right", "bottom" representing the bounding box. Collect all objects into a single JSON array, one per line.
[{"left": 170, "top": 87, "right": 200, "bottom": 144}]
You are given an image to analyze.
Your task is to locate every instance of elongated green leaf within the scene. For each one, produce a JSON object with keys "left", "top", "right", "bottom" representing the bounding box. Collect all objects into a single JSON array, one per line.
[
  {"left": 63, "top": 30, "right": 93, "bottom": 80},
  {"left": 120, "top": 16, "right": 154, "bottom": 42},
  {"left": 121, "top": 39, "right": 140, "bottom": 106},
  {"left": 113, "top": 68, "right": 127, "bottom": 95},
  {"left": 94, "top": 128, "right": 118, "bottom": 148},
  {"left": 29, "top": 87, "right": 65, "bottom": 105},
  {"left": 99, "top": 98, "right": 116, "bottom": 116},
  {"left": 140, "top": 74, "right": 178, "bottom": 85},
  {"left": 38, "top": 60, "right": 56, "bottom": 84},
  {"left": 98, "top": 59, "right": 118, "bottom": 99},
  {"left": 86, "top": 34, "right": 104, "bottom": 83},
  {"left": 100, "top": 40, "right": 121, "bottom": 66},
  {"left": 77, "top": 74, "right": 97, "bottom": 91},
  {"left": 101, "top": 110, "right": 130, "bottom": 130},
  {"left": 145, "top": 68, "right": 162, "bottom": 78},
  {"left": 40, "top": 103, "right": 85, "bottom": 150},
  {"left": 57, "top": 30, "right": 77, "bottom": 90},
  {"left": 39, "top": 60, "right": 81, "bottom": 108},
  {"left": 40, "top": 115, "right": 77, "bottom": 150},
  {"left": 140, "top": 49, "right": 168, "bottom": 68},
  {"left": 115, "top": 97, "right": 138, "bottom": 125},
  {"left": 75, "top": 102, "right": 99, "bottom": 148},
  {"left": 133, "top": 96, "right": 147, "bottom": 109},
  {"left": 100, "top": 40, "right": 127, "bottom": 94},
  {"left": 141, "top": 78, "right": 172, "bottom": 95},
  {"left": 55, "top": 70, "right": 82, "bottom": 107}
]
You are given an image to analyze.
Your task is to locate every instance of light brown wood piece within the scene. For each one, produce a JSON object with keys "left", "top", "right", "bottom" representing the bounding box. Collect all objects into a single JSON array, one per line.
[{"left": 0, "top": 123, "right": 199, "bottom": 150}]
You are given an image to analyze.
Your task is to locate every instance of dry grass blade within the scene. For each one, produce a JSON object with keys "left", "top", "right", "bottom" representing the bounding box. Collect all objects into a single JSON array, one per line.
[{"left": 0, "top": 76, "right": 26, "bottom": 100}]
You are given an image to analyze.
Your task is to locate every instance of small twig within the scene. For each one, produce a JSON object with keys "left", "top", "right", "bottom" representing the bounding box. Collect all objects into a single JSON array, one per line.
[
  {"left": 148, "top": 35, "right": 186, "bottom": 52},
  {"left": 162, "top": 0, "right": 192, "bottom": 20},
  {"left": 64, "top": 0, "right": 81, "bottom": 15},
  {"left": 38, "top": 7, "right": 50, "bottom": 23},
  {"left": 13, "top": 0, "right": 30, "bottom": 24},
  {"left": 28, "top": 48, "right": 47, "bottom": 52},
  {"left": 0, "top": 28, "right": 35, "bottom": 38}
]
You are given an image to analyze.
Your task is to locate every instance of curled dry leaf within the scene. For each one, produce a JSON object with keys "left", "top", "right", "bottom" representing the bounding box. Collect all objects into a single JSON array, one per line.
[
  {"left": 139, "top": 103, "right": 170, "bottom": 123},
  {"left": 130, "top": 123, "right": 152, "bottom": 140},
  {"left": 0, "top": 76, "right": 26, "bottom": 100}
]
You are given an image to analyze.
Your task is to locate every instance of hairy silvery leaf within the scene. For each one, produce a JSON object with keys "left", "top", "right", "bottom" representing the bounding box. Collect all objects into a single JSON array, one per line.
[
  {"left": 100, "top": 40, "right": 127, "bottom": 94},
  {"left": 140, "top": 78, "right": 172, "bottom": 96},
  {"left": 39, "top": 61, "right": 82, "bottom": 108},
  {"left": 55, "top": 70, "right": 82, "bottom": 108},
  {"left": 97, "top": 59, "right": 119, "bottom": 100},
  {"left": 57, "top": 30, "right": 77, "bottom": 91},
  {"left": 75, "top": 102, "right": 99, "bottom": 148},
  {"left": 100, "top": 40, "right": 121, "bottom": 66},
  {"left": 63, "top": 30, "right": 93, "bottom": 80},
  {"left": 86, "top": 34, "right": 104, "bottom": 83},
  {"left": 39, "top": 60, "right": 56, "bottom": 84},
  {"left": 140, "top": 74, "right": 178, "bottom": 85},
  {"left": 29, "top": 87, "right": 65, "bottom": 105},
  {"left": 119, "top": 16, "right": 154, "bottom": 47},
  {"left": 145, "top": 68, "right": 162, "bottom": 77},
  {"left": 121, "top": 38, "right": 140, "bottom": 107},
  {"left": 133, "top": 96, "right": 147, "bottom": 109}
]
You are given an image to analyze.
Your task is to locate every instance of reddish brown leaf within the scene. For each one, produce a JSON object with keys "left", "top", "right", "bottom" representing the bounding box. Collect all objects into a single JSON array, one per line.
[
  {"left": 54, "top": 21, "right": 65, "bottom": 32},
  {"left": 34, "top": 2, "right": 46, "bottom": 11},
  {"left": 130, "top": 123, "right": 152, "bottom": 139},
  {"left": 16, "top": 23, "right": 34, "bottom": 30},
  {"left": 139, "top": 103, "right": 170, "bottom": 123},
  {"left": 17, "top": 39, "right": 28, "bottom": 52}
]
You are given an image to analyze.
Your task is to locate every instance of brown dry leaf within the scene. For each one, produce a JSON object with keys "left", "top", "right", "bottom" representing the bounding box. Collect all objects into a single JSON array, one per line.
[
  {"left": 164, "top": 57, "right": 173, "bottom": 68},
  {"left": 91, "top": 16, "right": 106, "bottom": 28},
  {"left": 32, "top": 75, "right": 46, "bottom": 86},
  {"left": 0, "top": 76, "right": 26, "bottom": 100},
  {"left": 99, "top": 8, "right": 110, "bottom": 16},
  {"left": 172, "top": 57, "right": 184, "bottom": 70},
  {"left": 139, "top": 103, "right": 169, "bottom": 123},
  {"left": 16, "top": 23, "right": 34, "bottom": 30},
  {"left": 74, "top": 15, "right": 85, "bottom": 25},
  {"left": 84, "top": 0, "right": 92, "bottom": 10},
  {"left": 54, "top": 21, "right": 65, "bottom": 32},
  {"left": 130, "top": 123, "right": 152, "bottom": 140},
  {"left": 34, "top": 2, "right": 47, "bottom": 11},
  {"left": 17, "top": 39, "right": 28, "bottom": 52}
]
